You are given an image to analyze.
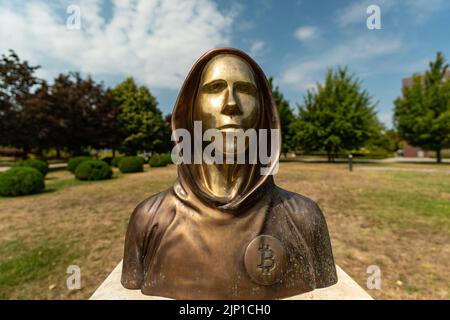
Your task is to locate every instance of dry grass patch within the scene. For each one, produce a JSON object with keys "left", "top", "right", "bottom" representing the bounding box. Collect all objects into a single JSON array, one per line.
[
  {"left": 276, "top": 162, "right": 450, "bottom": 299},
  {"left": 0, "top": 166, "right": 176, "bottom": 299},
  {"left": 0, "top": 163, "right": 448, "bottom": 299}
]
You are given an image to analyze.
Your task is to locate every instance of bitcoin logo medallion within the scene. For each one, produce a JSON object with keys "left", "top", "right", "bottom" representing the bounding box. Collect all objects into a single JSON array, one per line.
[{"left": 244, "top": 235, "right": 285, "bottom": 286}]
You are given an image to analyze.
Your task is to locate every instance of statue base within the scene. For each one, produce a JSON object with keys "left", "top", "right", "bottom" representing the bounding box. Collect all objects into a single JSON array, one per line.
[{"left": 90, "top": 261, "right": 373, "bottom": 300}]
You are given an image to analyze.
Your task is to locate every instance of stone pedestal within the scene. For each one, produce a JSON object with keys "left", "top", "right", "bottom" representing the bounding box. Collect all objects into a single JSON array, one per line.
[{"left": 90, "top": 261, "right": 373, "bottom": 300}]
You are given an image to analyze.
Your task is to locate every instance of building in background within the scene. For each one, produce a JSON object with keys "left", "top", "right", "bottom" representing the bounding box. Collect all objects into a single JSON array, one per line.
[
  {"left": 402, "top": 141, "right": 429, "bottom": 158},
  {"left": 402, "top": 70, "right": 450, "bottom": 88}
]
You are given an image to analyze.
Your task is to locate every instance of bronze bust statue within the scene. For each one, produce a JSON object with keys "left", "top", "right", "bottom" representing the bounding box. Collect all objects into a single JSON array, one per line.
[{"left": 121, "top": 48, "right": 337, "bottom": 299}]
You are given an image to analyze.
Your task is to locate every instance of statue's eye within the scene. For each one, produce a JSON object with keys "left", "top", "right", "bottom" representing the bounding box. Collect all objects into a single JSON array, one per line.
[
  {"left": 235, "top": 82, "right": 257, "bottom": 95},
  {"left": 202, "top": 80, "right": 226, "bottom": 93}
]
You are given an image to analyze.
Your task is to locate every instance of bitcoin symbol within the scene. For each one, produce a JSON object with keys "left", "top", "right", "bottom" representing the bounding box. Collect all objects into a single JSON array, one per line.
[
  {"left": 257, "top": 242, "right": 275, "bottom": 275},
  {"left": 244, "top": 235, "right": 285, "bottom": 286}
]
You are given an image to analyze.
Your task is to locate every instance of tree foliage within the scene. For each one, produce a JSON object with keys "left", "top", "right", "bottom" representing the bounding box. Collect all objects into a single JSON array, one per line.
[
  {"left": 292, "top": 67, "right": 383, "bottom": 161},
  {"left": 0, "top": 50, "right": 42, "bottom": 153},
  {"left": 111, "top": 78, "right": 171, "bottom": 155},
  {"left": 394, "top": 52, "right": 450, "bottom": 163},
  {"left": 1, "top": 50, "right": 171, "bottom": 159},
  {"left": 49, "top": 72, "right": 113, "bottom": 155},
  {"left": 268, "top": 77, "right": 295, "bottom": 156}
]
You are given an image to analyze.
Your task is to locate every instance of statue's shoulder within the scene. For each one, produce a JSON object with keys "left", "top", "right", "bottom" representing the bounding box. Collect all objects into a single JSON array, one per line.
[
  {"left": 272, "top": 187, "right": 328, "bottom": 238},
  {"left": 273, "top": 187, "right": 337, "bottom": 287},
  {"left": 127, "top": 188, "right": 174, "bottom": 232},
  {"left": 122, "top": 187, "right": 176, "bottom": 289},
  {"left": 274, "top": 187, "right": 324, "bottom": 219}
]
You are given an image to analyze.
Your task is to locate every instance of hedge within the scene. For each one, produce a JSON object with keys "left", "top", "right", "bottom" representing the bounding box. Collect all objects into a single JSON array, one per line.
[
  {"left": 111, "top": 157, "right": 124, "bottom": 168},
  {"left": 118, "top": 156, "right": 144, "bottom": 173},
  {"left": 68, "top": 156, "right": 91, "bottom": 173},
  {"left": 15, "top": 159, "right": 49, "bottom": 176},
  {"left": 149, "top": 153, "right": 170, "bottom": 167},
  {"left": 161, "top": 153, "right": 172, "bottom": 166},
  {"left": 74, "top": 160, "right": 112, "bottom": 181},
  {"left": 0, "top": 167, "right": 45, "bottom": 196}
]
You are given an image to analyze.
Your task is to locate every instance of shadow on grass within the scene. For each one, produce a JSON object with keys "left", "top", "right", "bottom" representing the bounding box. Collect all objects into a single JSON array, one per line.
[
  {"left": 0, "top": 174, "right": 123, "bottom": 200},
  {"left": 0, "top": 189, "right": 57, "bottom": 200},
  {"left": 46, "top": 174, "right": 122, "bottom": 191},
  {"left": 44, "top": 176, "right": 59, "bottom": 181}
]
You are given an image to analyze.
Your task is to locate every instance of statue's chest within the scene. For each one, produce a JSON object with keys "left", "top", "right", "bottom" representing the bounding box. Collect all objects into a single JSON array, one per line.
[{"left": 141, "top": 206, "right": 316, "bottom": 298}]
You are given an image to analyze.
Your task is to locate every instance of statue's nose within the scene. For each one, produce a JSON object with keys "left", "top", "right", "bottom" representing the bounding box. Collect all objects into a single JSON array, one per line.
[{"left": 221, "top": 87, "right": 243, "bottom": 116}]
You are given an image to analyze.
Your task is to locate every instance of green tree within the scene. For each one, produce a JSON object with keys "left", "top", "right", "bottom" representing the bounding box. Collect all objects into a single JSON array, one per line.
[
  {"left": 0, "top": 50, "right": 42, "bottom": 156},
  {"left": 268, "top": 77, "right": 295, "bottom": 157},
  {"left": 365, "top": 128, "right": 398, "bottom": 155},
  {"left": 20, "top": 81, "right": 58, "bottom": 157},
  {"left": 50, "top": 72, "right": 111, "bottom": 155},
  {"left": 111, "top": 78, "right": 170, "bottom": 155},
  {"left": 292, "top": 67, "right": 382, "bottom": 161},
  {"left": 93, "top": 88, "right": 123, "bottom": 156},
  {"left": 394, "top": 52, "right": 450, "bottom": 163}
]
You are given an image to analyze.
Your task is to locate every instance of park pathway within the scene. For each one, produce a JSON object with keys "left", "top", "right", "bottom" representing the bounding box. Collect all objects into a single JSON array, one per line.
[
  {"left": 0, "top": 162, "right": 67, "bottom": 172},
  {"left": 357, "top": 166, "right": 450, "bottom": 174}
]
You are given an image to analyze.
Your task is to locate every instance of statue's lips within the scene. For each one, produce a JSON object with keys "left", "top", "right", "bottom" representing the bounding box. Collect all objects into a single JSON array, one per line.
[{"left": 217, "top": 124, "right": 243, "bottom": 132}]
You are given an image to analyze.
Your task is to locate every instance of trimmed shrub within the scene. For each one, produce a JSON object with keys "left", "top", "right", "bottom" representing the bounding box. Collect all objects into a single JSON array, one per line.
[
  {"left": 15, "top": 159, "right": 49, "bottom": 176},
  {"left": 118, "top": 156, "right": 144, "bottom": 173},
  {"left": 161, "top": 153, "right": 172, "bottom": 165},
  {"left": 100, "top": 156, "right": 114, "bottom": 165},
  {"left": 74, "top": 160, "right": 112, "bottom": 181},
  {"left": 68, "top": 156, "right": 91, "bottom": 173},
  {"left": 0, "top": 167, "right": 45, "bottom": 196},
  {"left": 111, "top": 157, "right": 124, "bottom": 168},
  {"left": 148, "top": 153, "right": 161, "bottom": 167},
  {"left": 149, "top": 153, "right": 167, "bottom": 167}
]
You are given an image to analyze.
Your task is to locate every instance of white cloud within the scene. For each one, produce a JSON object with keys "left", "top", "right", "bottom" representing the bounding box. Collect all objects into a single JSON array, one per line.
[
  {"left": 280, "top": 35, "right": 403, "bottom": 90},
  {"left": 336, "top": 0, "right": 382, "bottom": 27},
  {"left": 0, "top": 0, "right": 235, "bottom": 89},
  {"left": 249, "top": 40, "right": 266, "bottom": 57},
  {"left": 294, "top": 26, "right": 318, "bottom": 42},
  {"left": 403, "top": 0, "right": 447, "bottom": 23}
]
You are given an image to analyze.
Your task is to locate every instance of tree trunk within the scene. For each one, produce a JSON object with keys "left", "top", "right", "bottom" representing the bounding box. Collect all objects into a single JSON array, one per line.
[
  {"left": 56, "top": 147, "right": 61, "bottom": 159},
  {"left": 112, "top": 149, "right": 116, "bottom": 157},
  {"left": 327, "top": 151, "right": 332, "bottom": 162},
  {"left": 436, "top": 149, "right": 442, "bottom": 163},
  {"left": 38, "top": 149, "right": 43, "bottom": 160},
  {"left": 22, "top": 146, "right": 30, "bottom": 159}
]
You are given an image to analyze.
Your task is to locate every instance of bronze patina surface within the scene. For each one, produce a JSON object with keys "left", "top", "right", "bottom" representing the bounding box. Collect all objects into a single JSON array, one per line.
[{"left": 121, "top": 48, "right": 337, "bottom": 299}]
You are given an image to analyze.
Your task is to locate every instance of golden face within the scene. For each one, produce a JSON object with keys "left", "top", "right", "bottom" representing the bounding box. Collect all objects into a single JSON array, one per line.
[{"left": 194, "top": 54, "right": 260, "bottom": 133}]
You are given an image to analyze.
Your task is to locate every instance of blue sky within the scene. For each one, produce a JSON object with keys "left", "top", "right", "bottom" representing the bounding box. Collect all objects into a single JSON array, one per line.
[{"left": 1, "top": 0, "right": 449, "bottom": 128}]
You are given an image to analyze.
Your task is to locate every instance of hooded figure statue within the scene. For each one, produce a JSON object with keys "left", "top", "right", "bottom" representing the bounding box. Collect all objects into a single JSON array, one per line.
[{"left": 121, "top": 48, "right": 337, "bottom": 299}]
